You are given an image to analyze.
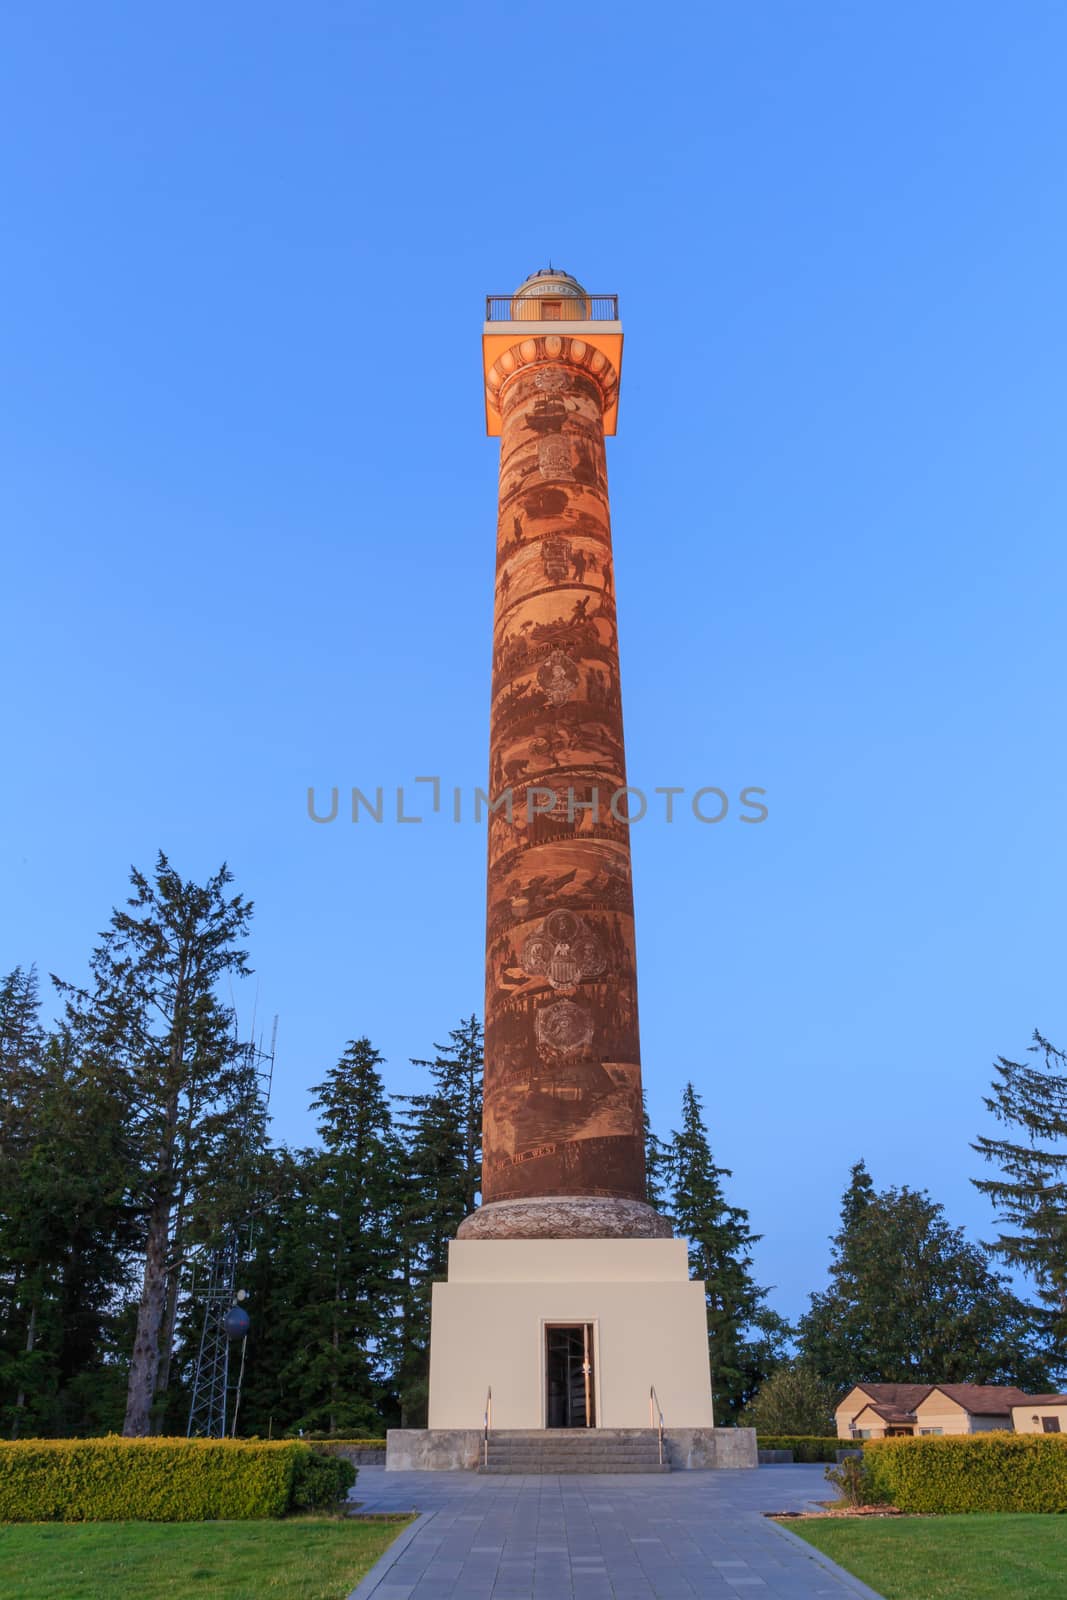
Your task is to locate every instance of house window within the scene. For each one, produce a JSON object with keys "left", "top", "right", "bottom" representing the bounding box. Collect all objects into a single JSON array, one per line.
[
  {"left": 1042, "top": 1417, "right": 1061, "bottom": 1433},
  {"left": 919, "top": 1427, "right": 943, "bottom": 1436},
  {"left": 854, "top": 1430, "right": 872, "bottom": 1440},
  {"left": 541, "top": 300, "right": 562, "bottom": 320}
]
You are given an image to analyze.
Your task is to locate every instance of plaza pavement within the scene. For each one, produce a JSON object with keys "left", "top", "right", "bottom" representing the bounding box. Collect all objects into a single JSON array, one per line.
[{"left": 346, "top": 1464, "right": 885, "bottom": 1600}]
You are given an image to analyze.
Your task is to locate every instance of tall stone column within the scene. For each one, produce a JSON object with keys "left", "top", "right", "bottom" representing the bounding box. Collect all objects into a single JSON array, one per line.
[{"left": 460, "top": 295, "right": 669, "bottom": 1243}]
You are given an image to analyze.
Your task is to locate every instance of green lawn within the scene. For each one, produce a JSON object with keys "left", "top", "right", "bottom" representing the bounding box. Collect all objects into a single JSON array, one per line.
[
  {"left": 788, "top": 1513, "right": 1067, "bottom": 1600},
  {"left": 0, "top": 1517, "right": 413, "bottom": 1600}
]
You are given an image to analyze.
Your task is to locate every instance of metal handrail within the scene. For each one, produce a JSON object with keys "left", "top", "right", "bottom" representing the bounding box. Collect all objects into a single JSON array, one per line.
[
  {"left": 649, "top": 1385, "right": 665, "bottom": 1466},
  {"left": 483, "top": 1385, "right": 492, "bottom": 1468},
  {"left": 485, "top": 294, "right": 619, "bottom": 322}
]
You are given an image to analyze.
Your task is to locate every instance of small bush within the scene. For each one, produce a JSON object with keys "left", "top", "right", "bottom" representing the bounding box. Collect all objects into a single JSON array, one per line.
[
  {"left": 0, "top": 1437, "right": 350, "bottom": 1522},
  {"left": 757, "top": 1435, "right": 841, "bottom": 1463},
  {"left": 865, "top": 1434, "right": 1067, "bottom": 1514},
  {"left": 825, "top": 1455, "right": 881, "bottom": 1507},
  {"left": 290, "top": 1450, "right": 356, "bottom": 1511}
]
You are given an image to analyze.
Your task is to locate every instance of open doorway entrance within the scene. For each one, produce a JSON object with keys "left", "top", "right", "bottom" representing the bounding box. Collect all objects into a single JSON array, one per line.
[{"left": 545, "top": 1323, "right": 596, "bottom": 1428}]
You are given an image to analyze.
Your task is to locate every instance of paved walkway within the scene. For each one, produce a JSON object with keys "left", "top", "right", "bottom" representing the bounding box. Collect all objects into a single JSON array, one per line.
[{"left": 346, "top": 1466, "right": 884, "bottom": 1600}]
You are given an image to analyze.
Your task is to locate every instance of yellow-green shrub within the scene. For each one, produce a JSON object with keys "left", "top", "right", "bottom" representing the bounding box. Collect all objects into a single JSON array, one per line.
[
  {"left": 295, "top": 1437, "right": 385, "bottom": 1448},
  {"left": 0, "top": 1437, "right": 349, "bottom": 1522},
  {"left": 864, "top": 1433, "right": 1067, "bottom": 1513}
]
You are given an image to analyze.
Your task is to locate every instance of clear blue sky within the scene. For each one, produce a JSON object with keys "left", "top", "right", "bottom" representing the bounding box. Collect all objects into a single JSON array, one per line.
[{"left": 2, "top": 4, "right": 1065, "bottom": 1323}]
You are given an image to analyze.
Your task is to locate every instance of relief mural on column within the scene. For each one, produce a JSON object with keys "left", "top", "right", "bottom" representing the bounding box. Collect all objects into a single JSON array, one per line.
[{"left": 480, "top": 337, "right": 650, "bottom": 1210}]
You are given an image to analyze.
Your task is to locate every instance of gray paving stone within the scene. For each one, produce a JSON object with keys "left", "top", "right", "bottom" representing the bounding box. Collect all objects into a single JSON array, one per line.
[{"left": 347, "top": 1466, "right": 881, "bottom": 1600}]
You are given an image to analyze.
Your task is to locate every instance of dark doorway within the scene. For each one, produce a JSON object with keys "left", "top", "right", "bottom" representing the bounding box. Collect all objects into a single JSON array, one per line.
[{"left": 545, "top": 1324, "right": 595, "bottom": 1428}]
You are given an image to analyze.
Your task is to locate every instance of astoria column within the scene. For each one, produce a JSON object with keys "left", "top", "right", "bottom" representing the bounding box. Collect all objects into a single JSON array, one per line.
[{"left": 460, "top": 270, "right": 669, "bottom": 1243}]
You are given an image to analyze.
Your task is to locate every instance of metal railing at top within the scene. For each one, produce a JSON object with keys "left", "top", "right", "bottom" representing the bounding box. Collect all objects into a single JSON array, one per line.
[
  {"left": 650, "top": 1384, "right": 665, "bottom": 1466},
  {"left": 485, "top": 294, "right": 619, "bottom": 322}
]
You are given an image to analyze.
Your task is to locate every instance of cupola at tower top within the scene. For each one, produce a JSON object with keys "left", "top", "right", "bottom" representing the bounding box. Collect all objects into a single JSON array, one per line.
[
  {"left": 482, "top": 268, "right": 623, "bottom": 437},
  {"left": 512, "top": 267, "right": 590, "bottom": 317}
]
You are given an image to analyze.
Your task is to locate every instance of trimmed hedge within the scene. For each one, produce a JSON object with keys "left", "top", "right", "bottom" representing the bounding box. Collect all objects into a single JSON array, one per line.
[
  {"left": 0, "top": 1437, "right": 356, "bottom": 1523},
  {"left": 296, "top": 1436, "right": 385, "bottom": 1447},
  {"left": 864, "top": 1434, "right": 1067, "bottom": 1514},
  {"left": 757, "top": 1435, "right": 841, "bottom": 1463}
]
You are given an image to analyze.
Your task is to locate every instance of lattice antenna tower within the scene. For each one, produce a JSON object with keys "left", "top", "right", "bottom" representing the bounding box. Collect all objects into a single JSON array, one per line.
[{"left": 186, "top": 1014, "right": 278, "bottom": 1439}]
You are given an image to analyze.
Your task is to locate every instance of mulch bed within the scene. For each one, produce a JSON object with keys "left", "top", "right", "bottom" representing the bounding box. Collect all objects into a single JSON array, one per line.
[{"left": 771, "top": 1505, "right": 904, "bottom": 1520}]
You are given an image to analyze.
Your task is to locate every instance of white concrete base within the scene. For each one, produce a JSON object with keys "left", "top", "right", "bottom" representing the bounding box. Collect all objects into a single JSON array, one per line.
[
  {"left": 384, "top": 1426, "right": 757, "bottom": 1470},
  {"left": 427, "top": 1237, "right": 715, "bottom": 1432}
]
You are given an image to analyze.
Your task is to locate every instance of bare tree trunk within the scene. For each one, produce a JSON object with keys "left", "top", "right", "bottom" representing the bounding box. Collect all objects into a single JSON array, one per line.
[
  {"left": 12, "top": 1297, "right": 38, "bottom": 1438},
  {"left": 152, "top": 1194, "right": 187, "bottom": 1429},
  {"left": 126, "top": 953, "right": 187, "bottom": 1438},
  {"left": 124, "top": 1190, "right": 171, "bottom": 1436}
]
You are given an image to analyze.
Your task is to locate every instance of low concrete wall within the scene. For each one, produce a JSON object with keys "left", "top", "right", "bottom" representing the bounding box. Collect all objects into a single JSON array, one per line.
[
  {"left": 387, "top": 1429, "right": 483, "bottom": 1470},
  {"left": 666, "top": 1427, "right": 758, "bottom": 1470},
  {"left": 758, "top": 1449, "right": 794, "bottom": 1464},
  {"left": 386, "top": 1426, "right": 757, "bottom": 1471}
]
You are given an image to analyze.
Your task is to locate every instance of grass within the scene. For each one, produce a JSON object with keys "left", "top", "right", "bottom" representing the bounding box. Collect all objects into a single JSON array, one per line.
[
  {"left": 787, "top": 1513, "right": 1067, "bottom": 1599},
  {"left": 0, "top": 1516, "right": 413, "bottom": 1600}
]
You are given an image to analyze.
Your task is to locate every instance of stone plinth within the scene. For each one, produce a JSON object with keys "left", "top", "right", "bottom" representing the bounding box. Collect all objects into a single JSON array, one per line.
[
  {"left": 458, "top": 1195, "right": 671, "bottom": 1240},
  {"left": 427, "top": 1237, "right": 714, "bottom": 1433},
  {"left": 384, "top": 1426, "right": 757, "bottom": 1471}
]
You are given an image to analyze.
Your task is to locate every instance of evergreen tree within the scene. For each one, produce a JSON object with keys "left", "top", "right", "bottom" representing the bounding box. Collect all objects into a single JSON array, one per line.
[
  {"left": 298, "top": 1038, "right": 399, "bottom": 1433},
  {"left": 668, "top": 1083, "right": 787, "bottom": 1421},
  {"left": 0, "top": 974, "right": 136, "bottom": 1437},
  {"left": 643, "top": 1095, "right": 670, "bottom": 1214},
  {"left": 55, "top": 854, "right": 253, "bottom": 1435},
  {"left": 797, "top": 1159, "right": 1050, "bottom": 1391},
  {"left": 236, "top": 1041, "right": 401, "bottom": 1437},
  {"left": 393, "top": 1016, "right": 483, "bottom": 1425},
  {"left": 229, "top": 1145, "right": 321, "bottom": 1437},
  {"left": 973, "top": 1031, "right": 1067, "bottom": 1363}
]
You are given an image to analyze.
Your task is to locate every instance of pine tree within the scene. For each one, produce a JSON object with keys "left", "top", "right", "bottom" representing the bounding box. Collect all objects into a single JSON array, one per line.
[
  {"left": 668, "top": 1083, "right": 786, "bottom": 1421},
  {"left": 972, "top": 1031, "right": 1067, "bottom": 1362},
  {"left": 55, "top": 854, "right": 253, "bottom": 1436},
  {"left": 299, "top": 1038, "right": 400, "bottom": 1434},
  {"left": 393, "top": 1016, "right": 483, "bottom": 1425},
  {"left": 230, "top": 1145, "right": 321, "bottom": 1438},
  {"left": 798, "top": 1159, "right": 1050, "bottom": 1390},
  {"left": 0, "top": 974, "right": 136, "bottom": 1438},
  {"left": 643, "top": 1095, "right": 670, "bottom": 1214},
  {"left": 235, "top": 1041, "right": 401, "bottom": 1437}
]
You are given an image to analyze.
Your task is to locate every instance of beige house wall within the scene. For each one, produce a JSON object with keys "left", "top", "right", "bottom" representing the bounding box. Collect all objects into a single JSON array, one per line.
[
  {"left": 914, "top": 1392, "right": 1012, "bottom": 1435},
  {"left": 841, "top": 1402, "right": 892, "bottom": 1440},
  {"left": 427, "top": 1238, "right": 715, "bottom": 1431},
  {"left": 1011, "top": 1404, "right": 1067, "bottom": 1434},
  {"left": 836, "top": 1389, "right": 886, "bottom": 1439},
  {"left": 911, "top": 1394, "right": 971, "bottom": 1434}
]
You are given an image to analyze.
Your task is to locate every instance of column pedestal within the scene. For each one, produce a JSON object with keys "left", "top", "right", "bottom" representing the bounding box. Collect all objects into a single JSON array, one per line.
[{"left": 427, "top": 1237, "right": 714, "bottom": 1430}]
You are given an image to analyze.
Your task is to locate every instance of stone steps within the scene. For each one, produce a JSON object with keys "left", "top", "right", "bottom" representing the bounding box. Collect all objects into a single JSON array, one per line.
[
  {"left": 479, "top": 1429, "right": 669, "bottom": 1475},
  {"left": 481, "top": 1461, "right": 671, "bottom": 1474}
]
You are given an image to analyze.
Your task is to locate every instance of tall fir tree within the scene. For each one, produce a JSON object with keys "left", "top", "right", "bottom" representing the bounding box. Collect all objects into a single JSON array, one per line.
[
  {"left": 0, "top": 972, "right": 136, "bottom": 1437},
  {"left": 972, "top": 1031, "right": 1067, "bottom": 1366},
  {"left": 230, "top": 1145, "right": 322, "bottom": 1437},
  {"left": 235, "top": 1042, "right": 401, "bottom": 1437},
  {"left": 55, "top": 854, "right": 253, "bottom": 1435},
  {"left": 798, "top": 1159, "right": 1050, "bottom": 1390},
  {"left": 643, "top": 1094, "right": 670, "bottom": 1214},
  {"left": 668, "top": 1083, "right": 787, "bottom": 1421},
  {"left": 393, "top": 1016, "right": 483, "bottom": 1425},
  {"left": 299, "top": 1038, "right": 400, "bottom": 1433}
]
